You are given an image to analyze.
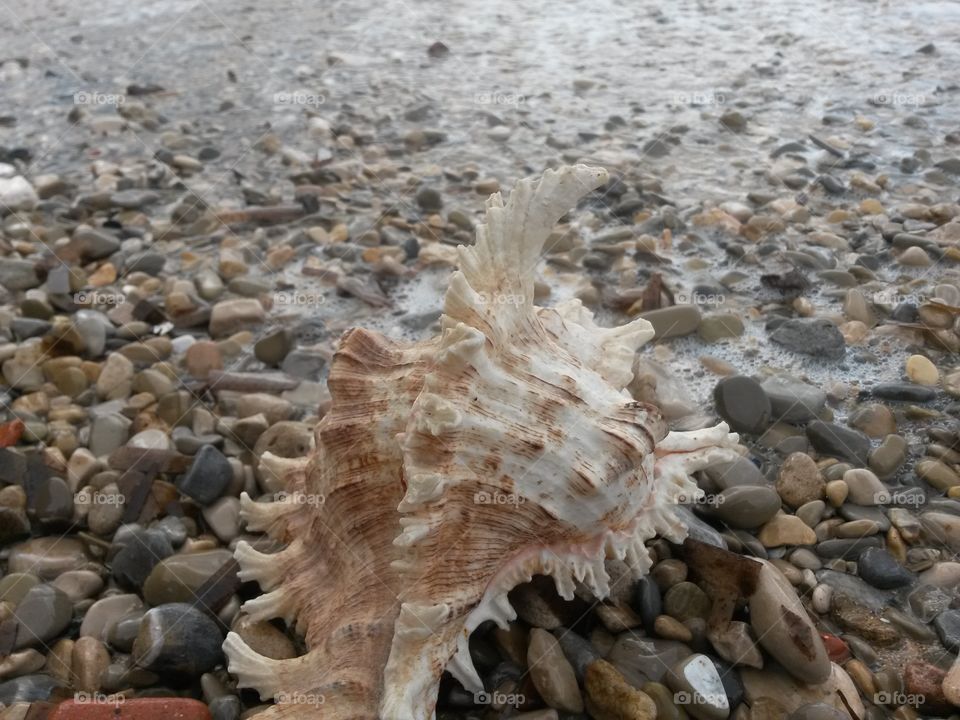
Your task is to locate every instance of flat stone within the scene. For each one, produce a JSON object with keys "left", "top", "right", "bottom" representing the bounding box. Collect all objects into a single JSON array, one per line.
[
  {"left": 703, "top": 456, "right": 766, "bottom": 489},
  {"left": 0, "top": 674, "right": 64, "bottom": 705},
  {"left": 7, "top": 537, "right": 92, "bottom": 580},
  {"left": 664, "top": 582, "right": 711, "bottom": 621},
  {"left": 177, "top": 445, "right": 233, "bottom": 505},
  {"left": 749, "top": 560, "right": 831, "bottom": 684},
  {"left": 527, "top": 627, "right": 583, "bottom": 713},
  {"left": 230, "top": 615, "right": 295, "bottom": 661},
  {"left": 12, "top": 584, "right": 73, "bottom": 649},
  {"left": 209, "top": 299, "right": 265, "bottom": 337},
  {"left": 761, "top": 375, "right": 827, "bottom": 423},
  {"left": 143, "top": 549, "right": 235, "bottom": 606},
  {"left": 711, "top": 486, "right": 781, "bottom": 529},
  {"left": 584, "top": 659, "right": 658, "bottom": 720},
  {"left": 713, "top": 376, "right": 771, "bottom": 434},
  {"left": 707, "top": 621, "right": 763, "bottom": 669},
  {"left": 79, "top": 594, "right": 144, "bottom": 640},
  {"left": 934, "top": 609, "right": 960, "bottom": 652},
  {"left": 848, "top": 403, "right": 896, "bottom": 438},
  {"left": 806, "top": 421, "right": 871, "bottom": 466},
  {"left": 132, "top": 603, "right": 224, "bottom": 676},
  {"left": 607, "top": 636, "right": 692, "bottom": 686},
  {"left": 758, "top": 514, "right": 817, "bottom": 547},
  {"left": 698, "top": 314, "right": 744, "bottom": 343},
  {"left": 770, "top": 318, "right": 846, "bottom": 360},
  {"left": 857, "top": 547, "right": 915, "bottom": 589},
  {"left": 639, "top": 305, "right": 702, "bottom": 340},
  {"left": 111, "top": 527, "right": 174, "bottom": 589},
  {"left": 0, "top": 259, "right": 39, "bottom": 291},
  {"left": 666, "top": 654, "right": 729, "bottom": 720},
  {"left": 830, "top": 593, "right": 901, "bottom": 646}
]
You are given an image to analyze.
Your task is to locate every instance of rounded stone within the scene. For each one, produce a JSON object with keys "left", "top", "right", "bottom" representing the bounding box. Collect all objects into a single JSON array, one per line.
[
  {"left": 132, "top": 603, "right": 224, "bottom": 675},
  {"left": 776, "top": 453, "right": 824, "bottom": 509},
  {"left": 713, "top": 376, "right": 771, "bottom": 434},
  {"left": 664, "top": 582, "right": 711, "bottom": 622}
]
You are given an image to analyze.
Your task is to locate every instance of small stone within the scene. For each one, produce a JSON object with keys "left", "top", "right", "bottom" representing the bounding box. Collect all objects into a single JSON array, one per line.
[
  {"left": 857, "top": 547, "right": 914, "bottom": 589},
  {"left": 415, "top": 186, "right": 443, "bottom": 212},
  {"left": 711, "top": 486, "right": 781, "bottom": 529},
  {"left": 638, "top": 305, "right": 701, "bottom": 339},
  {"left": 830, "top": 594, "right": 901, "bottom": 646},
  {"left": 584, "top": 659, "right": 657, "bottom": 720},
  {"left": 869, "top": 434, "right": 908, "bottom": 479},
  {"left": 202, "top": 496, "right": 241, "bottom": 542},
  {"left": 0, "top": 176, "right": 38, "bottom": 211},
  {"left": 713, "top": 376, "right": 771, "bottom": 434},
  {"left": 847, "top": 403, "right": 896, "bottom": 438},
  {"left": 185, "top": 341, "right": 223, "bottom": 379},
  {"left": 72, "top": 636, "right": 110, "bottom": 693},
  {"left": 906, "top": 354, "right": 939, "bottom": 386},
  {"left": 806, "top": 421, "right": 871, "bottom": 466},
  {"left": 943, "top": 656, "right": 960, "bottom": 707},
  {"left": 209, "top": 299, "right": 265, "bottom": 337},
  {"left": 708, "top": 621, "right": 763, "bottom": 669},
  {"left": 143, "top": 549, "right": 235, "bottom": 606},
  {"left": 842, "top": 468, "right": 886, "bottom": 505},
  {"left": 698, "top": 314, "right": 744, "bottom": 342},
  {"left": 654, "top": 615, "right": 692, "bottom": 642},
  {"left": 749, "top": 560, "right": 831, "bottom": 684},
  {"left": 96, "top": 353, "right": 134, "bottom": 400},
  {"left": 770, "top": 318, "right": 846, "bottom": 360},
  {"left": 133, "top": 603, "right": 224, "bottom": 675},
  {"left": 527, "top": 628, "right": 583, "bottom": 713},
  {"left": 79, "top": 594, "right": 143, "bottom": 641},
  {"left": 253, "top": 329, "right": 292, "bottom": 366},
  {"left": 917, "top": 459, "right": 960, "bottom": 492},
  {"left": 898, "top": 246, "right": 932, "bottom": 266},
  {"left": 666, "top": 654, "right": 730, "bottom": 720},
  {"left": 177, "top": 445, "right": 233, "bottom": 505},
  {"left": 776, "top": 452, "right": 824, "bottom": 508},
  {"left": 758, "top": 514, "right": 817, "bottom": 547},
  {"left": 935, "top": 609, "right": 960, "bottom": 651},
  {"left": 7, "top": 537, "right": 91, "bottom": 580},
  {"left": 111, "top": 527, "right": 174, "bottom": 589},
  {"left": 664, "top": 581, "right": 711, "bottom": 621},
  {"left": 11, "top": 583, "right": 73, "bottom": 649},
  {"left": 761, "top": 375, "right": 827, "bottom": 423}
]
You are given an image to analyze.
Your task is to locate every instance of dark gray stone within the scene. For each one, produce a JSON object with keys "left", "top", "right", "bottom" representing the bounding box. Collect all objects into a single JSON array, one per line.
[
  {"left": 857, "top": 547, "right": 914, "bottom": 589},
  {"left": 177, "top": 445, "right": 233, "bottom": 505},
  {"left": 770, "top": 318, "right": 846, "bottom": 360},
  {"left": 806, "top": 421, "right": 871, "bottom": 465}
]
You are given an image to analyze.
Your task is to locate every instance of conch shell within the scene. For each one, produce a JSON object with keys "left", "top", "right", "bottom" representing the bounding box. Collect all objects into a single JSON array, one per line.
[{"left": 223, "top": 165, "right": 741, "bottom": 719}]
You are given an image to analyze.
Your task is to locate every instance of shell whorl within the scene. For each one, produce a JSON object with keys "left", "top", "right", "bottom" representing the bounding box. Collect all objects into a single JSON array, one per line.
[{"left": 224, "top": 165, "right": 741, "bottom": 720}]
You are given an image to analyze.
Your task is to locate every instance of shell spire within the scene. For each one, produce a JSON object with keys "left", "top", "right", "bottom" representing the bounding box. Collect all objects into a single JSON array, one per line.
[{"left": 224, "top": 164, "right": 742, "bottom": 720}]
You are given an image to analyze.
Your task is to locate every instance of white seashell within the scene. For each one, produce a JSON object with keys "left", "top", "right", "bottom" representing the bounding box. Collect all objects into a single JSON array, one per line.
[{"left": 223, "top": 164, "right": 742, "bottom": 719}]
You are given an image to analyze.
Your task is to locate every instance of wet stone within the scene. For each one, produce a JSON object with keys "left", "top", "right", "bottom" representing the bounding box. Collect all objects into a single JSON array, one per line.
[
  {"left": 143, "top": 549, "right": 235, "bottom": 606},
  {"left": 713, "top": 376, "right": 771, "bottom": 434},
  {"left": 12, "top": 583, "right": 73, "bottom": 649},
  {"left": 776, "top": 452, "right": 824, "bottom": 508},
  {"left": 770, "top": 318, "right": 846, "bottom": 360},
  {"left": 664, "top": 581, "right": 711, "bottom": 621},
  {"left": 857, "top": 547, "right": 914, "bottom": 589},
  {"left": 639, "top": 305, "right": 701, "bottom": 340},
  {"left": 806, "top": 421, "right": 871, "bottom": 466},
  {"left": 934, "top": 609, "right": 960, "bottom": 651},
  {"left": 666, "top": 654, "right": 729, "bottom": 720},
  {"left": 111, "top": 527, "right": 175, "bottom": 589},
  {"left": 177, "top": 445, "right": 233, "bottom": 505},
  {"left": 132, "top": 603, "right": 224, "bottom": 676},
  {"left": 711, "top": 486, "right": 781, "bottom": 529},
  {"left": 761, "top": 375, "right": 827, "bottom": 423}
]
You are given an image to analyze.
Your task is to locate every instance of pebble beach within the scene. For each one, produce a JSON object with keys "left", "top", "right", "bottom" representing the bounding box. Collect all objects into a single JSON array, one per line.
[{"left": 2, "top": 0, "right": 960, "bottom": 718}]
